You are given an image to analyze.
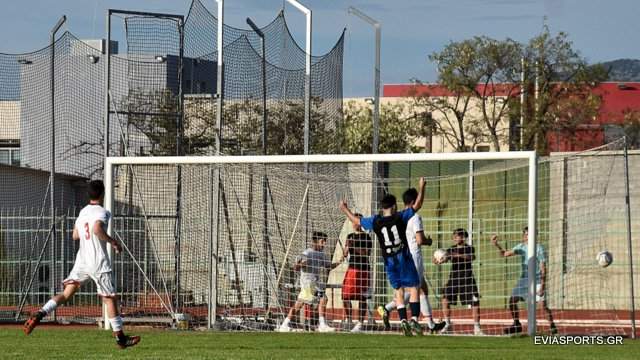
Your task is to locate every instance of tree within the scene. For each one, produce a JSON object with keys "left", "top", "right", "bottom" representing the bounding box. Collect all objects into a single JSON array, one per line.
[
  {"left": 622, "top": 109, "right": 640, "bottom": 149},
  {"left": 518, "top": 25, "right": 608, "bottom": 154},
  {"left": 341, "top": 100, "right": 430, "bottom": 154},
  {"left": 410, "top": 37, "right": 521, "bottom": 152},
  {"left": 430, "top": 37, "right": 521, "bottom": 151}
]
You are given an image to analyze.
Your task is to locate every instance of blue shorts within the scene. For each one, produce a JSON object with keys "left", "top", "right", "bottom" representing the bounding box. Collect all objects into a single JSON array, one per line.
[{"left": 384, "top": 250, "right": 420, "bottom": 289}]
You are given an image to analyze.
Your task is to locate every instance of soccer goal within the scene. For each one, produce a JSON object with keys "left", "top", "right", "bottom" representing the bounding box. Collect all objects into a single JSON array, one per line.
[{"left": 101, "top": 146, "right": 637, "bottom": 336}]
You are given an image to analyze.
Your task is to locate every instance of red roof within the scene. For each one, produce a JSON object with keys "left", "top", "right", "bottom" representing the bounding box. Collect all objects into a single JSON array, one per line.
[
  {"left": 384, "top": 82, "right": 640, "bottom": 124},
  {"left": 383, "top": 82, "right": 640, "bottom": 152}
]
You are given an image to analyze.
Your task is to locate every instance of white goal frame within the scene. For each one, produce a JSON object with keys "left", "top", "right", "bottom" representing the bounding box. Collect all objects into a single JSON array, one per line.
[{"left": 104, "top": 151, "right": 539, "bottom": 335}]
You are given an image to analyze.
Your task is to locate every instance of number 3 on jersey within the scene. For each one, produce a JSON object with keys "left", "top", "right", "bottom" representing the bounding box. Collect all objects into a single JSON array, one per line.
[
  {"left": 381, "top": 225, "right": 401, "bottom": 248},
  {"left": 83, "top": 223, "right": 90, "bottom": 240}
]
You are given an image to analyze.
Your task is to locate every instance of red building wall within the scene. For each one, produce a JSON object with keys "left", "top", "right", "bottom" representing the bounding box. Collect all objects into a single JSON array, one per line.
[{"left": 383, "top": 82, "right": 640, "bottom": 152}]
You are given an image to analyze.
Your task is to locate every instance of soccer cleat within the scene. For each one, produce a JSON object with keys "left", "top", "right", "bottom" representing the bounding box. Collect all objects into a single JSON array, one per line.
[
  {"left": 277, "top": 324, "right": 292, "bottom": 332},
  {"left": 116, "top": 335, "right": 141, "bottom": 349},
  {"left": 377, "top": 306, "right": 391, "bottom": 330},
  {"left": 439, "top": 322, "right": 452, "bottom": 334},
  {"left": 350, "top": 321, "right": 362, "bottom": 333},
  {"left": 317, "top": 323, "right": 336, "bottom": 333},
  {"left": 410, "top": 319, "right": 423, "bottom": 336},
  {"left": 400, "top": 319, "right": 413, "bottom": 337},
  {"left": 429, "top": 321, "right": 446, "bottom": 334},
  {"left": 503, "top": 322, "right": 523, "bottom": 335},
  {"left": 23, "top": 311, "right": 45, "bottom": 336}
]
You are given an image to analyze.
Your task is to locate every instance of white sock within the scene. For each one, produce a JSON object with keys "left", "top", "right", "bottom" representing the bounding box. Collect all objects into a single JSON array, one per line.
[
  {"left": 385, "top": 300, "right": 396, "bottom": 312},
  {"left": 319, "top": 316, "right": 327, "bottom": 326},
  {"left": 41, "top": 299, "right": 57, "bottom": 315},
  {"left": 445, "top": 317, "right": 451, "bottom": 324},
  {"left": 282, "top": 318, "right": 291, "bottom": 327},
  {"left": 109, "top": 316, "right": 123, "bottom": 332},
  {"left": 474, "top": 321, "right": 481, "bottom": 328},
  {"left": 420, "top": 294, "right": 432, "bottom": 318}
]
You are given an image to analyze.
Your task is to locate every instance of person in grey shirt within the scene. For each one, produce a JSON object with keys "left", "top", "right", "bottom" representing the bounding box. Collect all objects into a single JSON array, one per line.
[{"left": 278, "top": 231, "right": 342, "bottom": 332}]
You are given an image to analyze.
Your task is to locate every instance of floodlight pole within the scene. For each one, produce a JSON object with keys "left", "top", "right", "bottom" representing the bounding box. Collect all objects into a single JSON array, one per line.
[
  {"left": 286, "top": 0, "right": 312, "bottom": 250},
  {"left": 105, "top": 11, "right": 112, "bottom": 160},
  {"left": 286, "top": 0, "right": 311, "bottom": 160},
  {"left": 247, "top": 16, "right": 271, "bottom": 314},
  {"left": 215, "top": 0, "right": 224, "bottom": 155},
  {"left": 209, "top": 0, "right": 225, "bottom": 329},
  {"left": 520, "top": 58, "right": 526, "bottom": 150},
  {"left": 623, "top": 137, "right": 637, "bottom": 339},
  {"left": 49, "top": 14, "right": 66, "bottom": 322},
  {"left": 527, "top": 152, "right": 538, "bottom": 336},
  {"left": 347, "top": 6, "right": 380, "bottom": 154}
]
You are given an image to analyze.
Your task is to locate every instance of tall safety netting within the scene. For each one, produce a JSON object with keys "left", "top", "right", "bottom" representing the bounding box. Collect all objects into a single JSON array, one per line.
[
  {"left": 97, "top": 147, "right": 638, "bottom": 336},
  {"left": 0, "top": 0, "right": 345, "bottom": 325}
]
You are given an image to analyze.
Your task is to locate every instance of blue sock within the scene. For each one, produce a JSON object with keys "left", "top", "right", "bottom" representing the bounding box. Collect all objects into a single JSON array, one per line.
[
  {"left": 410, "top": 302, "right": 420, "bottom": 320},
  {"left": 397, "top": 305, "right": 407, "bottom": 321}
]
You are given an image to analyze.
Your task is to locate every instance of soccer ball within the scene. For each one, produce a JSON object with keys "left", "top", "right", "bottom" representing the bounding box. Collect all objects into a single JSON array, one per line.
[
  {"left": 433, "top": 249, "right": 448, "bottom": 264},
  {"left": 596, "top": 250, "right": 613, "bottom": 268}
]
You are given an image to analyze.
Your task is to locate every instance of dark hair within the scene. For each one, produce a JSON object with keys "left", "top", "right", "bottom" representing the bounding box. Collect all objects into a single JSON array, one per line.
[
  {"left": 88, "top": 180, "right": 105, "bottom": 201},
  {"left": 523, "top": 226, "right": 528, "bottom": 233},
  {"left": 402, "top": 188, "right": 418, "bottom": 205},
  {"left": 453, "top": 228, "right": 468, "bottom": 238},
  {"left": 312, "top": 231, "right": 328, "bottom": 243},
  {"left": 380, "top": 194, "right": 397, "bottom": 210}
]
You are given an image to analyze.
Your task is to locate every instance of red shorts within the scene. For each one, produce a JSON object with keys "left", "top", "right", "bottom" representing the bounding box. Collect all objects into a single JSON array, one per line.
[{"left": 342, "top": 267, "right": 370, "bottom": 301}]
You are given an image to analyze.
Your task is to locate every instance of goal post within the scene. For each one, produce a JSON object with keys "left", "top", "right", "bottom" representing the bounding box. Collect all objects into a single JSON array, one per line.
[{"left": 103, "top": 151, "right": 539, "bottom": 335}]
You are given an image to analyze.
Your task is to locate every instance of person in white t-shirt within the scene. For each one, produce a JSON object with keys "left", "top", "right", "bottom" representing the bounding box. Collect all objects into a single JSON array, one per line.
[
  {"left": 23, "top": 180, "right": 140, "bottom": 349},
  {"left": 378, "top": 187, "right": 445, "bottom": 333}
]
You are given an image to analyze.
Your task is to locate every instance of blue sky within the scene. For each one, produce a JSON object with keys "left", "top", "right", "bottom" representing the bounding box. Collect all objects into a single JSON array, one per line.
[{"left": 1, "top": 0, "right": 638, "bottom": 96}]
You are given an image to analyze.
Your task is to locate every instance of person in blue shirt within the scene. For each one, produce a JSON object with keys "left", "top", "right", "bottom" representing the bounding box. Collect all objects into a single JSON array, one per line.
[
  {"left": 339, "top": 177, "right": 426, "bottom": 336},
  {"left": 491, "top": 227, "right": 558, "bottom": 335}
]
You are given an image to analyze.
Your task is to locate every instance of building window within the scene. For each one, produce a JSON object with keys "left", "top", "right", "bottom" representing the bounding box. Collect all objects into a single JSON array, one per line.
[
  {"left": 0, "top": 150, "right": 9, "bottom": 165},
  {"left": 476, "top": 145, "right": 491, "bottom": 152},
  {"left": 11, "top": 149, "right": 20, "bottom": 166},
  {"left": 0, "top": 148, "right": 20, "bottom": 166}
]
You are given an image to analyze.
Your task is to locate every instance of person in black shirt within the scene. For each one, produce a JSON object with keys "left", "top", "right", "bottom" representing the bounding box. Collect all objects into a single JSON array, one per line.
[
  {"left": 435, "top": 228, "right": 482, "bottom": 335},
  {"left": 341, "top": 214, "right": 372, "bottom": 332},
  {"left": 340, "top": 177, "right": 427, "bottom": 337}
]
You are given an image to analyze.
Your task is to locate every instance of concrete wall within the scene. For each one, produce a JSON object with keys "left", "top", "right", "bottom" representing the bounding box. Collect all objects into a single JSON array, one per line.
[
  {"left": 0, "top": 164, "right": 87, "bottom": 211},
  {"left": 548, "top": 150, "right": 640, "bottom": 311},
  {"left": 344, "top": 96, "right": 511, "bottom": 153}
]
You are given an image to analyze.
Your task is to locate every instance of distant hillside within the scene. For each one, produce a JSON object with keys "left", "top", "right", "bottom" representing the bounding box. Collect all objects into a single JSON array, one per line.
[{"left": 601, "top": 59, "right": 640, "bottom": 82}]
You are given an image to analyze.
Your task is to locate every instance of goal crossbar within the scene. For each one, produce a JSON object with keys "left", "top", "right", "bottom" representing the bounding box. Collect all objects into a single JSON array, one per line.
[{"left": 105, "top": 152, "right": 537, "bottom": 165}]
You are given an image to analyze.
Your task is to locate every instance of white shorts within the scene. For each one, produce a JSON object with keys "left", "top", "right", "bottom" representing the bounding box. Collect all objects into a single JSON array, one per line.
[
  {"left": 63, "top": 265, "right": 116, "bottom": 297},
  {"left": 297, "top": 278, "right": 325, "bottom": 305},
  {"left": 411, "top": 251, "right": 425, "bottom": 280}
]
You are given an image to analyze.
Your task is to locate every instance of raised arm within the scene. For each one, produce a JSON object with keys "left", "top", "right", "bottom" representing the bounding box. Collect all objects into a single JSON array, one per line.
[
  {"left": 491, "top": 235, "right": 515, "bottom": 257},
  {"left": 339, "top": 200, "right": 361, "bottom": 227},
  {"left": 93, "top": 221, "right": 122, "bottom": 254},
  {"left": 412, "top": 177, "right": 426, "bottom": 211}
]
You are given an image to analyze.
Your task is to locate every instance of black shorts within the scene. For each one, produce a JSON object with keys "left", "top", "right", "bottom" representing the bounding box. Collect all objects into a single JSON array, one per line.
[{"left": 443, "top": 277, "right": 479, "bottom": 306}]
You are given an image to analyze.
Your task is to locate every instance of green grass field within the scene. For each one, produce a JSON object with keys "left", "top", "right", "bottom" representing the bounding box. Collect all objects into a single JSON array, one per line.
[{"left": 2, "top": 327, "right": 639, "bottom": 359}]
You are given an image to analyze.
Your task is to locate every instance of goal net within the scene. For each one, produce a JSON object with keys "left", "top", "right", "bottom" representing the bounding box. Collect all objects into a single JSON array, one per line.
[{"left": 93, "top": 147, "right": 636, "bottom": 336}]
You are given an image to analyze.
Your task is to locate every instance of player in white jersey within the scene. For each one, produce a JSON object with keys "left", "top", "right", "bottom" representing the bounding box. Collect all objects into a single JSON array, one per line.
[
  {"left": 24, "top": 180, "right": 140, "bottom": 349},
  {"left": 378, "top": 188, "right": 445, "bottom": 333}
]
